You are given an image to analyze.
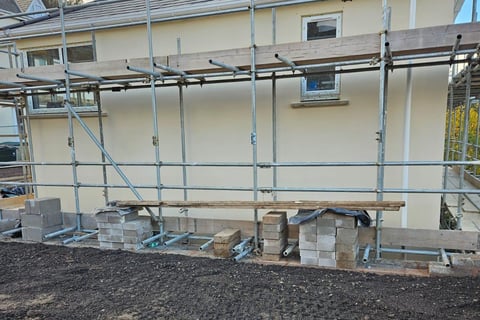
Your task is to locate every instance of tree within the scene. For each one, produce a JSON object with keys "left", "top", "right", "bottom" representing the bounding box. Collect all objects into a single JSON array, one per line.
[{"left": 43, "top": 0, "right": 85, "bottom": 8}]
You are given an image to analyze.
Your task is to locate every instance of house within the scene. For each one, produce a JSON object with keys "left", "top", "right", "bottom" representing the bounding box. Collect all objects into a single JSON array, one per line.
[{"left": 0, "top": 0, "right": 475, "bottom": 233}]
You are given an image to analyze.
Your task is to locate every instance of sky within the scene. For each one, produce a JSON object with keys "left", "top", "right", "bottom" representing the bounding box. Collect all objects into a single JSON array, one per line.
[{"left": 456, "top": 0, "right": 478, "bottom": 23}]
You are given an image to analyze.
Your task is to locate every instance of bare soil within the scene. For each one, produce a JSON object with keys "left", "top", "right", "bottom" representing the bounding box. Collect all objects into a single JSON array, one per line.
[{"left": 0, "top": 241, "right": 479, "bottom": 320}]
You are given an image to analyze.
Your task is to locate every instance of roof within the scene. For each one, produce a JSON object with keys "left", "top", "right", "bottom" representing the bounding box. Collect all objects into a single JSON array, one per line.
[
  {"left": 0, "top": 0, "right": 21, "bottom": 13},
  {"left": 0, "top": 0, "right": 304, "bottom": 39}
]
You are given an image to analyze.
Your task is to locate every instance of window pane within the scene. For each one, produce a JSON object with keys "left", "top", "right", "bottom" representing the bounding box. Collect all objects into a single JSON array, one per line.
[
  {"left": 27, "top": 49, "right": 60, "bottom": 67},
  {"left": 67, "top": 45, "right": 94, "bottom": 63},
  {"left": 307, "top": 19, "right": 337, "bottom": 40},
  {"left": 306, "top": 67, "right": 335, "bottom": 91},
  {"left": 31, "top": 91, "right": 96, "bottom": 110}
]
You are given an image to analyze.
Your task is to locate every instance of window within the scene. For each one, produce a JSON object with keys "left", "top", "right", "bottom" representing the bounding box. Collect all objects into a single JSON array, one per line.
[
  {"left": 301, "top": 14, "right": 341, "bottom": 100},
  {"left": 25, "top": 45, "right": 98, "bottom": 113}
]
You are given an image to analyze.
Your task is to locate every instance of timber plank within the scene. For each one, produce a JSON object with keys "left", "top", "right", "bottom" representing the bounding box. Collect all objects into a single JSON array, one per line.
[
  {"left": 115, "top": 200, "right": 404, "bottom": 211},
  {"left": 1, "top": 23, "right": 479, "bottom": 88},
  {"left": 0, "top": 194, "right": 33, "bottom": 209}
]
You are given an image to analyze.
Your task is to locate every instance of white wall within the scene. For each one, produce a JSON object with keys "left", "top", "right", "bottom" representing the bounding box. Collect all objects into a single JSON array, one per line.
[{"left": 22, "top": 0, "right": 454, "bottom": 229}]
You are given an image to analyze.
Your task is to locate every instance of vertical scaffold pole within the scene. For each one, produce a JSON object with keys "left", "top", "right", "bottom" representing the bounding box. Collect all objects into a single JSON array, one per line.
[
  {"left": 60, "top": 0, "right": 81, "bottom": 231},
  {"left": 146, "top": 0, "right": 164, "bottom": 235},
  {"left": 375, "top": 2, "right": 390, "bottom": 260},
  {"left": 179, "top": 85, "right": 188, "bottom": 203},
  {"left": 250, "top": 0, "right": 259, "bottom": 248},
  {"left": 96, "top": 91, "right": 109, "bottom": 205},
  {"left": 442, "top": 83, "right": 454, "bottom": 208},
  {"left": 457, "top": 64, "right": 472, "bottom": 230},
  {"left": 272, "top": 8, "right": 278, "bottom": 201},
  {"left": 23, "top": 94, "right": 37, "bottom": 196}
]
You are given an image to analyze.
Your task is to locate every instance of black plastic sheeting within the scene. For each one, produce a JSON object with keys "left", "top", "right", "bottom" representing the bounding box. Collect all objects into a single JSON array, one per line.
[{"left": 289, "top": 208, "right": 371, "bottom": 227}]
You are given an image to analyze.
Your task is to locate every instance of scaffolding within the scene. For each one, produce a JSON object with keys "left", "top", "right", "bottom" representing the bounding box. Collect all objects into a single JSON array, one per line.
[{"left": 0, "top": 0, "right": 479, "bottom": 258}]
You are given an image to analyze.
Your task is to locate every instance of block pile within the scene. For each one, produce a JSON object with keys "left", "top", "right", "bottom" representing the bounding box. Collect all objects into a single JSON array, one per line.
[
  {"left": 95, "top": 207, "right": 152, "bottom": 250},
  {"left": 22, "top": 197, "right": 63, "bottom": 242},
  {"left": 299, "top": 212, "right": 358, "bottom": 269},
  {"left": 262, "top": 211, "right": 288, "bottom": 261},
  {"left": 213, "top": 228, "right": 240, "bottom": 258}
]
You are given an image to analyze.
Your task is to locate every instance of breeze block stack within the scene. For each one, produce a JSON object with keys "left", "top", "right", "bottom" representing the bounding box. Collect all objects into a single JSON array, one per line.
[
  {"left": 262, "top": 211, "right": 288, "bottom": 261},
  {"left": 95, "top": 207, "right": 152, "bottom": 250},
  {"left": 299, "top": 212, "right": 359, "bottom": 269},
  {"left": 22, "top": 197, "right": 63, "bottom": 242},
  {"left": 213, "top": 228, "right": 240, "bottom": 258}
]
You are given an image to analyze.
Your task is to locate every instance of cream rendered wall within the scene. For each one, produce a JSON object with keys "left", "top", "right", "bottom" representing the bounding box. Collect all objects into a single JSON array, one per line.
[{"left": 27, "top": 0, "right": 453, "bottom": 229}]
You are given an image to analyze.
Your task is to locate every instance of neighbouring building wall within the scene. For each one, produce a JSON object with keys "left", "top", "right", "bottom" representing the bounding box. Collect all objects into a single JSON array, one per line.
[
  {"left": 0, "top": 15, "right": 19, "bottom": 144},
  {"left": 19, "top": 0, "right": 454, "bottom": 229}
]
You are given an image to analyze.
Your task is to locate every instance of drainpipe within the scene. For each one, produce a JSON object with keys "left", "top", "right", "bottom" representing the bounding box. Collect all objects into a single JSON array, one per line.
[{"left": 401, "top": 0, "right": 416, "bottom": 228}]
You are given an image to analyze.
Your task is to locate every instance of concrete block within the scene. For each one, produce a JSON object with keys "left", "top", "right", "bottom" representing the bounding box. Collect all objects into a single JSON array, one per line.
[
  {"left": 262, "top": 211, "right": 287, "bottom": 225},
  {"left": 334, "top": 215, "right": 357, "bottom": 229},
  {"left": 97, "top": 222, "right": 123, "bottom": 230},
  {"left": 98, "top": 234, "right": 124, "bottom": 243},
  {"left": 263, "top": 246, "right": 284, "bottom": 254},
  {"left": 336, "top": 227, "right": 359, "bottom": 245},
  {"left": 25, "top": 198, "right": 61, "bottom": 215},
  {"left": 300, "top": 256, "right": 318, "bottom": 266},
  {"left": 336, "top": 242, "right": 359, "bottom": 253},
  {"left": 316, "top": 226, "right": 336, "bottom": 236},
  {"left": 316, "top": 235, "right": 336, "bottom": 251},
  {"left": 320, "top": 213, "right": 337, "bottom": 220},
  {"left": 299, "top": 232, "right": 317, "bottom": 243},
  {"left": 299, "top": 220, "right": 317, "bottom": 236},
  {"left": 22, "top": 225, "right": 62, "bottom": 242},
  {"left": 21, "top": 211, "right": 62, "bottom": 228},
  {"left": 318, "top": 258, "right": 336, "bottom": 268},
  {"left": 336, "top": 259, "right": 357, "bottom": 269},
  {"left": 451, "top": 254, "right": 480, "bottom": 268},
  {"left": 263, "top": 221, "right": 286, "bottom": 233},
  {"left": 99, "top": 228, "right": 123, "bottom": 236},
  {"left": 300, "top": 249, "right": 318, "bottom": 259},
  {"left": 336, "top": 250, "right": 358, "bottom": 261},
  {"left": 299, "top": 240, "right": 316, "bottom": 251},
  {"left": 1, "top": 207, "right": 25, "bottom": 220},
  {"left": 264, "top": 237, "right": 287, "bottom": 249},
  {"left": 95, "top": 209, "right": 139, "bottom": 224},
  {"left": 263, "top": 229, "right": 286, "bottom": 240},
  {"left": 318, "top": 250, "right": 336, "bottom": 260},
  {"left": 316, "top": 218, "right": 336, "bottom": 228},
  {"left": 214, "top": 228, "right": 241, "bottom": 244},
  {"left": 0, "top": 219, "right": 20, "bottom": 232}
]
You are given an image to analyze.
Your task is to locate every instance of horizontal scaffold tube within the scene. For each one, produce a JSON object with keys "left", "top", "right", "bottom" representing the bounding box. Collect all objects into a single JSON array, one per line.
[
  {"left": 282, "top": 241, "right": 298, "bottom": 257},
  {"left": 43, "top": 226, "right": 77, "bottom": 240},
  {"left": 163, "top": 233, "right": 190, "bottom": 246},
  {"left": 199, "top": 239, "right": 214, "bottom": 251}
]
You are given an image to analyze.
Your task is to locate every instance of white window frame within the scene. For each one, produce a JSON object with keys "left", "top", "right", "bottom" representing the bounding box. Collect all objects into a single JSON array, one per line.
[
  {"left": 301, "top": 13, "right": 342, "bottom": 101},
  {"left": 24, "top": 44, "right": 98, "bottom": 114}
]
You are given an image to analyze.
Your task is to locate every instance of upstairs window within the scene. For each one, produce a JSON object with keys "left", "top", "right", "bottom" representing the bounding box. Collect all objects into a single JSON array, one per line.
[
  {"left": 25, "top": 45, "right": 97, "bottom": 113},
  {"left": 301, "top": 14, "right": 341, "bottom": 100}
]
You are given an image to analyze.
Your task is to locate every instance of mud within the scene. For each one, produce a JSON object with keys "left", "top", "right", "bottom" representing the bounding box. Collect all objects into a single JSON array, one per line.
[{"left": 0, "top": 241, "right": 479, "bottom": 319}]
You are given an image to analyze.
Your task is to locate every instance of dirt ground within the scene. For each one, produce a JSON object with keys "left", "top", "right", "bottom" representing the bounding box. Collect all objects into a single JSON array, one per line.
[{"left": 0, "top": 241, "right": 479, "bottom": 320}]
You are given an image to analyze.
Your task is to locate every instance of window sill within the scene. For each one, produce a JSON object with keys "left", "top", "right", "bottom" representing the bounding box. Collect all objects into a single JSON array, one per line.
[
  {"left": 28, "top": 111, "right": 108, "bottom": 119},
  {"left": 291, "top": 99, "right": 349, "bottom": 108}
]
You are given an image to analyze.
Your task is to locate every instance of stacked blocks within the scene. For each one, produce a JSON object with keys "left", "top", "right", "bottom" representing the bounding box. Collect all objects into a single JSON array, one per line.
[
  {"left": 95, "top": 207, "right": 152, "bottom": 250},
  {"left": 213, "top": 228, "right": 240, "bottom": 258},
  {"left": 262, "top": 211, "right": 288, "bottom": 261},
  {"left": 22, "top": 198, "right": 63, "bottom": 242},
  {"left": 299, "top": 212, "right": 359, "bottom": 269}
]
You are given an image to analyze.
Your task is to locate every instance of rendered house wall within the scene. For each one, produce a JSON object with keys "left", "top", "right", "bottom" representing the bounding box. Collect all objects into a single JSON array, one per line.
[{"left": 17, "top": 0, "right": 454, "bottom": 229}]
